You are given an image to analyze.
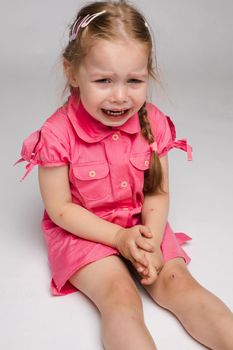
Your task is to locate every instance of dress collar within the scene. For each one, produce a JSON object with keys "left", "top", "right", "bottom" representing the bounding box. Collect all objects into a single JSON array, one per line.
[{"left": 65, "top": 92, "right": 141, "bottom": 143}]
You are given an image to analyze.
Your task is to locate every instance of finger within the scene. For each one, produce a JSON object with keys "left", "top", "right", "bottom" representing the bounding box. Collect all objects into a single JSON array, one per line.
[
  {"left": 141, "top": 264, "right": 158, "bottom": 285},
  {"left": 141, "top": 268, "right": 149, "bottom": 276},
  {"left": 132, "top": 261, "right": 146, "bottom": 274},
  {"left": 130, "top": 245, "right": 148, "bottom": 267},
  {"left": 141, "top": 277, "right": 156, "bottom": 285},
  {"left": 135, "top": 236, "right": 154, "bottom": 252},
  {"left": 133, "top": 261, "right": 141, "bottom": 269},
  {"left": 138, "top": 225, "right": 152, "bottom": 238},
  {"left": 155, "top": 258, "right": 165, "bottom": 274},
  {"left": 137, "top": 266, "right": 145, "bottom": 273},
  {"left": 141, "top": 273, "right": 157, "bottom": 285},
  {"left": 137, "top": 266, "right": 149, "bottom": 275}
]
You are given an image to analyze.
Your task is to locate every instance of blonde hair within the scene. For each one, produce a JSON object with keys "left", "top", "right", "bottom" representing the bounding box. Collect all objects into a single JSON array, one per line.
[{"left": 63, "top": 0, "right": 164, "bottom": 194}]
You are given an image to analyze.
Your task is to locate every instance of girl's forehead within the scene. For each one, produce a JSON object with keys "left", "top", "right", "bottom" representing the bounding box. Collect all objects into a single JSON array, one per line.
[
  {"left": 89, "top": 38, "right": 148, "bottom": 54},
  {"left": 82, "top": 39, "right": 149, "bottom": 72}
]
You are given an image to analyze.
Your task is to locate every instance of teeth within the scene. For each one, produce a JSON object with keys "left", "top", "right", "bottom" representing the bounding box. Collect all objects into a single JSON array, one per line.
[{"left": 105, "top": 109, "right": 127, "bottom": 116}]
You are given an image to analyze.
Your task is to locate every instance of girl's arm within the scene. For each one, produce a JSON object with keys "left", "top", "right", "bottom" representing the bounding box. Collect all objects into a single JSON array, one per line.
[
  {"left": 38, "top": 166, "right": 154, "bottom": 265},
  {"left": 141, "top": 155, "right": 170, "bottom": 246},
  {"left": 38, "top": 165, "right": 122, "bottom": 247}
]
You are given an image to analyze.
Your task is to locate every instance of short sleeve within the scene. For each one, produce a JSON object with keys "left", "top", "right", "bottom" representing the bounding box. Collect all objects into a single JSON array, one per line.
[
  {"left": 147, "top": 103, "right": 192, "bottom": 160},
  {"left": 15, "top": 125, "right": 70, "bottom": 181},
  {"left": 154, "top": 113, "right": 175, "bottom": 157}
]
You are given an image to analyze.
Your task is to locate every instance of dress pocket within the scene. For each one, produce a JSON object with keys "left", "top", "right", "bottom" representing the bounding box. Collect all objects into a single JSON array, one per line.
[
  {"left": 72, "top": 161, "right": 111, "bottom": 201},
  {"left": 129, "top": 152, "right": 151, "bottom": 171},
  {"left": 129, "top": 152, "right": 151, "bottom": 194}
]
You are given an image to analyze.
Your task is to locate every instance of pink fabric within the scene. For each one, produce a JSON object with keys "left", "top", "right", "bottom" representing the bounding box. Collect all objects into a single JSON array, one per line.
[{"left": 16, "top": 92, "right": 193, "bottom": 296}]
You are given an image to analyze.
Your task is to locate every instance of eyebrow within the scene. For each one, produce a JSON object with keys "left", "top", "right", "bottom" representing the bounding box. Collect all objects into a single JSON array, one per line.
[{"left": 89, "top": 71, "right": 148, "bottom": 79}]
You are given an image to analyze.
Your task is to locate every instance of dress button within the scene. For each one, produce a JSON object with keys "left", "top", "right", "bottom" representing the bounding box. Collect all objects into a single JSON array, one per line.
[
  {"left": 112, "top": 134, "right": 119, "bottom": 141},
  {"left": 89, "top": 170, "right": 96, "bottom": 178},
  {"left": 144, "top": 160, "right": 149, "bottom": 166},
  {"left": 121, "top": 181, "right": 128, "bottom": 188}
]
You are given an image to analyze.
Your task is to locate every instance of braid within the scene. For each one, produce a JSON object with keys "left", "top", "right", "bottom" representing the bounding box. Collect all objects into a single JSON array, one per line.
[
  {"left": 139, "top": 102, "right": 154, "bottom": 144},
  {"left": 138, "top": 103, "right": 165, "bottom": 194}
]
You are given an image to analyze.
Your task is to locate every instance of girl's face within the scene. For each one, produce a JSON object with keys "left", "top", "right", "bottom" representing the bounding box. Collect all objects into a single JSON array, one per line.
[{"left": 71, "top": 39, "right": 149, "bottom": 127}]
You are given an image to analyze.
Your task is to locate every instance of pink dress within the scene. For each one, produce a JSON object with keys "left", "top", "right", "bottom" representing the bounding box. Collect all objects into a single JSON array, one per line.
[{"left": 16, "top": 92, "right": 192, "bottom": 296}]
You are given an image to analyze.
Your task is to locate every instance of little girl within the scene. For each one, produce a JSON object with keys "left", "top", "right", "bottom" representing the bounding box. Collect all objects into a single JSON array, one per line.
[{"left": 16, "top": 1, "right": 233, "bottom": 349}]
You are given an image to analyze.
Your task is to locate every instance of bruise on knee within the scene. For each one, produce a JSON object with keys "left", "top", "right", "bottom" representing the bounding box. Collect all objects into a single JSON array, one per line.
[
  {"left": 148, "top": 263, "right": 196, "bottom": 307},
  {"left": 160, "top": 266, "right": 185, "bottom": 289},
  {"left": 165, "top": 272, "right": 178, "bottom": 288},
  {"left": 161, "top": 266, "right": 195, "bottom": 294}
]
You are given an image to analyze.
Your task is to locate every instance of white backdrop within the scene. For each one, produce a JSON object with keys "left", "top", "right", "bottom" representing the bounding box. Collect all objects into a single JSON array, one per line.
[{"left": 1, "top": 1, "right": 233, "bottom": 349}]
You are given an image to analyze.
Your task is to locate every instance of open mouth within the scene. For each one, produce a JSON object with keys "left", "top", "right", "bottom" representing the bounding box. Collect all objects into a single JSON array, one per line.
[{"left": 102, "top": 108, "right": 130, "bottom": 117}]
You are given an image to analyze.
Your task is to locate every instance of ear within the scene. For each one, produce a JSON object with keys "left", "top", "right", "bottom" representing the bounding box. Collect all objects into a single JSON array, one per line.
[{"left": 63, "top": 58, "right": 79, "bottom": 87}]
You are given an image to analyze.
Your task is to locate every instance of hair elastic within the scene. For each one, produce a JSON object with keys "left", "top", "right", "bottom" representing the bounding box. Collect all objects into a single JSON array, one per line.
[
  {"left": 69, "top": 10, "right": 106, "bottom": 42},
  {"left": 150, "top": 141, "right": 158, "bottom": 153}
]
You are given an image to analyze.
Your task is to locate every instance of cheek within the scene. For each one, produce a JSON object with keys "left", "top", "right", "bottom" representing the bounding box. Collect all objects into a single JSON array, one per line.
[
  {"left": 133, "top": 91, "right": 147, "bottom": 105},
  {"left": 132, "top": 85, "right": 147, "bottom": 97},
  {"left": 85, "top": 87, "right": 107, "bottom": 102},
  {"left": 80, "top": 89, "right": 98, "bottom": 106}
]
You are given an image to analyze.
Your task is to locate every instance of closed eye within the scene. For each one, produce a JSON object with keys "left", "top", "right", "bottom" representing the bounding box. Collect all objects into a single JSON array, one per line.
[
  {"left": 128, "top": 79, "right": 144, "bottom": 84},
  {"left": 94, "top": 78, "right": 111, "bottom": 84},
  {"left": 94, "top": 78, "right": 144, "bottom": 84}
]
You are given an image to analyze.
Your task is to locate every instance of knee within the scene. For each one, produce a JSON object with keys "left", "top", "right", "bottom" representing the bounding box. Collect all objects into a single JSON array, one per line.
[
  {"left": 154, "top": 261, "right": 196, "bottom": 305},
  {"left": 102, "top": 277, "right": 143, "bottom": 315}
]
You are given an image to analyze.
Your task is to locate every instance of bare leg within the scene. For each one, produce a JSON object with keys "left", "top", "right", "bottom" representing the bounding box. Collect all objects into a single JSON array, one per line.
[
  {"left": 143, "top": 258, "right": 233, "bottom": 350},
  {"left": 69, "top": 255, "right": 157, "bottom": 350},
  {"left": 101, "top": 303, "right": 156, "bottom": 350}
]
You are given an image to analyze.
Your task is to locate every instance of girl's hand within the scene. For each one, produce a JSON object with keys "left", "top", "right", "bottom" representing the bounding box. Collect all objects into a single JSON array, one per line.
[
  {"left": 114, "top": 225, "right": 155, "bottom": 268},
  {"left": 133, "top": 246, "right": 164, "bottom": 285}
]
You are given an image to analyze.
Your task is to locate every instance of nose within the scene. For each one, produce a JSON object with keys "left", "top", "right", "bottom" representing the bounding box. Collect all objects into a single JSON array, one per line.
[{"left": 110, "top": 84, "right": 128, "bottom": 104}]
